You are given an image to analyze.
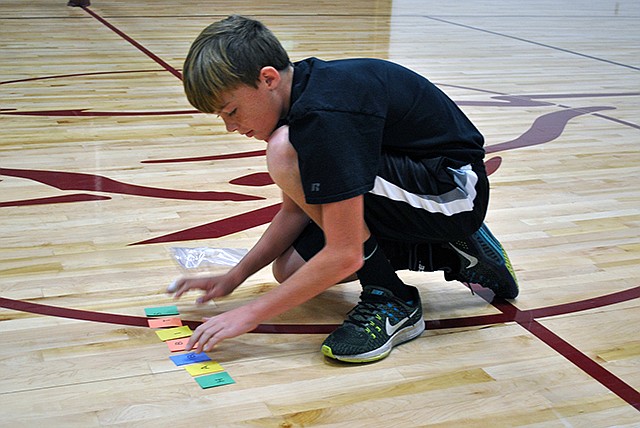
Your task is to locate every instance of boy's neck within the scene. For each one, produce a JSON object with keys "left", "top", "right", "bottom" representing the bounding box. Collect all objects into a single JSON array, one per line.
[{"left": 280, "top": 65, "right": 294, "bottom": 118}]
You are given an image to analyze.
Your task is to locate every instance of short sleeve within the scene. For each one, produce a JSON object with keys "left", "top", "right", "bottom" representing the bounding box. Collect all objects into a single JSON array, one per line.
[{"left": 289, "top": 110, "right": 385, "bottom": 204}]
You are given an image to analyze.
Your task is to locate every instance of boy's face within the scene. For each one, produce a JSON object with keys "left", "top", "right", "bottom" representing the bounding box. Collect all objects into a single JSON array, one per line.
[{"left": 216, "top": 67, "right": 288, "bottom": 141}]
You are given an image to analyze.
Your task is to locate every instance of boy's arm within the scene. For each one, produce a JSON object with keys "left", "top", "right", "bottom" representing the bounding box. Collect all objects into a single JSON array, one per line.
[
  {"left": 226, "top": 193, "right": 311, "bottom": 285},
  {"left": 187, "top": 195, "right": 366, "bottom": 353},
  {"left": 172, "top": 193, "right": 310, "bottom": 303}
]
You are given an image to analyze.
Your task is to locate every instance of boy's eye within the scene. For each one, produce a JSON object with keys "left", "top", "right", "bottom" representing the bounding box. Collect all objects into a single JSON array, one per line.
[{"left": 216, "top": 107, "right": 236, "bottom": 119}]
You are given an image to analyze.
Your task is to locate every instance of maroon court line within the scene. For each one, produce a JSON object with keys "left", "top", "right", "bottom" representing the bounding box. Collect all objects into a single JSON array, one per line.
[
  {"left": 1, "top": 285, "right": 638, "bottom": 333},
  {"left": 0, "top": 194, "right": 110, "bottom": 207},
  {"left": 0, "top": 69, "right": 173, "bottom": 86},
  {"left": 0, "top": 296, "right": 339, "bottom": 333},
  {"left": 0, "top": 168, "right": 263, "bottom": 202},
  {"left": 141, "top": 150, "right": 268, "bottom": 164},
  {"left": 592, "top": 112, "right": 640, "bottom": 131},
  {"left": 0, "top": 109, "right": 196, "bottom": 117},
  {"left": 131, "top": 203, "right": 282, "bottom": 246},
  {"left": 483, "top": 290, "right": 640, "bottom": 412},
  {"left": 81, "top": 6, "right": 183, "bottom": 80},
  {"left": 1, "top": 288, "right": 638, "bottom": 409},
  {"left": 530, "top": 319, "right": 639, "bottom": 411}
]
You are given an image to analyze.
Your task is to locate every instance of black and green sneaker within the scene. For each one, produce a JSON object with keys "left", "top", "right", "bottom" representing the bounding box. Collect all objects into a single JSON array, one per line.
[
  {"left": 321, "top": 285, "right": 425, "bottom": 363},
  {"left": 446, "top": 223, "right": 519, "bottom": 299}
]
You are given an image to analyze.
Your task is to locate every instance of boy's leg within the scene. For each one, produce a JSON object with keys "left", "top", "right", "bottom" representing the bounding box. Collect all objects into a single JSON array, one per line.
[
  {"left": 364, "top": 154, "right": 518, "bottom": 299},
  {"left": 274, "top": 221, "right": 424, "bottom": 363},
  {"left": 272, "top": 222, "right": 357, "bottom": 284},
  {"left": 407, "top": 229, "right": 518, "bottom": 299},
  {"left": 321, "top": 285, "right": 424, "bottom": 363},
  {"left": 277, "top": 220, "right": 519, "bottom": 300},
  {"left": 321, "top": 233, "right": 425, "bottom": 362},
  {"left": 268, "top": 127, "right": 424, "bottom": 363}
]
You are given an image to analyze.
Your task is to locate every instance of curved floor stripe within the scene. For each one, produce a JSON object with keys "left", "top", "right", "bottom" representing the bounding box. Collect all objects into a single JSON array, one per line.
[
  {"left": 0, "top": 168, "right": 262, "bottom": 202},
  {"left": 1, "top": 285, "right": 637, "bottom": 334}
]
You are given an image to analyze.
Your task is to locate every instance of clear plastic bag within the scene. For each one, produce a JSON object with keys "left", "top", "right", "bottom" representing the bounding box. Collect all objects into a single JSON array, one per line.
[
  {"left": 167, "top": 247, "right": 249, "bottom": 293},
  {"left": 170, "top": 247, "right": 248, "bottom": 271}
]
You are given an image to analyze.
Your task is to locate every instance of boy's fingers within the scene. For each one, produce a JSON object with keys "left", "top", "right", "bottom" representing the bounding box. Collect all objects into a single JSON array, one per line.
[
  {"left": 171, "top": 277, "right": 204, "bottom": 299},
  {"left": 203, "top": 337, "right": 219, "bottom": 352},
  {"left": 172, "top": 280, "right": 189, "bottom": 299},
  {"left": 186, "top": 325, "right": 202, "bottom": 351},
  {"left": 190, "top": 320, "right": 219, "bottom": 353},
  {"left": 166, "top": 279, "right": 179, "bottom": 294},
  {"left": 167, "top": 277, "right": 189, "bottom": 297},
  {"left": 196, "top": 289, "right": 217, "bottom": 305}
]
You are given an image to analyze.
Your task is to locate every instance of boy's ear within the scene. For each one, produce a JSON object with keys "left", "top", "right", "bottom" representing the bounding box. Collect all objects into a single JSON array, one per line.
[{"left": 260, "top": 66, "right": 281, "bottom": 88}]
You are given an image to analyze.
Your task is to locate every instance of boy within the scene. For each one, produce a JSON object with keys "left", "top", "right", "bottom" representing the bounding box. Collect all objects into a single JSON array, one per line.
[{"left": 171, "top": 15, "right": 518, "bottom": 363}]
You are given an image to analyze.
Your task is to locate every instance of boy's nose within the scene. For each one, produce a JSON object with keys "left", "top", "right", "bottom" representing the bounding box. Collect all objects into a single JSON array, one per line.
[{"left": 222, "top": 117, "right": 238, "bottom": 133}]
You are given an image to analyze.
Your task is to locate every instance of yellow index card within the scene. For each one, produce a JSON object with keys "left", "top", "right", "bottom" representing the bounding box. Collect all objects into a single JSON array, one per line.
[
  {"left": 155, "top": 325, "right": 192, "bottom": 341},
  {"left": 185, "top": 361, "right": 224, "bottom": 377}
]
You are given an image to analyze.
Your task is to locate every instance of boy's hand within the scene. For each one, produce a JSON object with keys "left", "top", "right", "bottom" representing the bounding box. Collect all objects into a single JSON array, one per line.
[
  {"left": 186, "top": 306, "right": 259, "bottom": 353},
  {"left": 168, "top": 274, "right": 237, "bottom": 304}
]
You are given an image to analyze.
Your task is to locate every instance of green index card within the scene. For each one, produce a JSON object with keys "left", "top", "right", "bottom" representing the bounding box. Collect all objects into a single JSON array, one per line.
[
  {"left": 195, "top": 372, "right": 235, "bottom": 389},
  {"left": 145, "top": 305, "right": 179, "bottom": 317}
]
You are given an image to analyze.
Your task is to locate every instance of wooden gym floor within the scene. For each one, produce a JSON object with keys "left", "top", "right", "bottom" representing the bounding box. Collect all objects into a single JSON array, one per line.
[{"left": 0, "top": 1, "right": 639, "bottom": 426}]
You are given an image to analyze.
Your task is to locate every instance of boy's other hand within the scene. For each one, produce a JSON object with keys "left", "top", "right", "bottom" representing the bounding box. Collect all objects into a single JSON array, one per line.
[{"left": 167, "top": 274, "right": 237, "bottom": 304}]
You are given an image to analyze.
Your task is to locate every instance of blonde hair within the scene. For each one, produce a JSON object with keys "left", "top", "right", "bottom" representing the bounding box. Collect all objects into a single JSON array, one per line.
[{"left": 183, "top": 15, "right": 290, "bottom": 113}]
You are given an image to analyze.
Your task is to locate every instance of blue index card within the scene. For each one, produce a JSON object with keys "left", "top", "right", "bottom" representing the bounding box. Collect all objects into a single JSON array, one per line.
[
  {"left": 195, "top": 372, "right": 235, "bottom": 389},
  {"left": 170, "top": 352, "right": 212, "bottom": 366}
]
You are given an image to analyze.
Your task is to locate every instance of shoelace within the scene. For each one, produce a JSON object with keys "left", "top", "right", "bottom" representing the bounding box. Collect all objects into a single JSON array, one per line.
[
  {"left": 345, "top": 296, "right": 402, "bottom": 328},
  {"left": 345, "top": 301, "right": 379, "bottom": 327}
]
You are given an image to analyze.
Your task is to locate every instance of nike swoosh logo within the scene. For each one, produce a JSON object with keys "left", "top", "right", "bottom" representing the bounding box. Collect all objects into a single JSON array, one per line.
[
  {"left": 450, "top": 246, "right": 478, "bottom": 269},
  {"left": 385, "top": 308, "right": 420, "bottom": 336}
]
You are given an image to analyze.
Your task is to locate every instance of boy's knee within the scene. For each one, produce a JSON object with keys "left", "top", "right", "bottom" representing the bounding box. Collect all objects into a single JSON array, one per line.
[
  {"left": 271, "top": 257, "right": 289, "bottom": 284},
  {"left": 271, "top": 245, "right": 303, "bottom": 284}
]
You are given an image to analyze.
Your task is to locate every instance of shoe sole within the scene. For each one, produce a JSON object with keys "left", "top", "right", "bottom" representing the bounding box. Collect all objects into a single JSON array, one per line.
[{"left": 322, "top": 317, "right": 425, "bottom": 363}]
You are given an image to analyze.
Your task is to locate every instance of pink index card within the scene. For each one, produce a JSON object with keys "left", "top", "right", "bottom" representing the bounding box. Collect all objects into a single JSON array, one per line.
[
  {"left": 166, "top": 338, "right": 192, "bottom": 352},
  {"left": 148, "top": 317, "right": 183, "bottom": 328}
]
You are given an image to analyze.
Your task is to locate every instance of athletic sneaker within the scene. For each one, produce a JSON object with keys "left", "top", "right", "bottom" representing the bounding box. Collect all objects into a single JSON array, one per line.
[
  {"left": 446, "top": 223, "right": 519, "bottom": 299},
  {"left": 321, "top": 285, "right": 425, "bottom": 363}
]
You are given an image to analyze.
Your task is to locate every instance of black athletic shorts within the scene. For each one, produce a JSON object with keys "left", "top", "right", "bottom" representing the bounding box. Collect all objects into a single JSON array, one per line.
[{"left": 292, "top": 155, "right": 489, "bottom": 271}]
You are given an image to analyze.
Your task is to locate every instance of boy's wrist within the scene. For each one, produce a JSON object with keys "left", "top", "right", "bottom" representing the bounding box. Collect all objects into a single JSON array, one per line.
[{"left": 227, "top": 263, "right": 250, "bottom": 286}]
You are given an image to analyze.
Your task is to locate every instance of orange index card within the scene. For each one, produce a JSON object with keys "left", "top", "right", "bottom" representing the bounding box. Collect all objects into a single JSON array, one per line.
[
  {"left": 148, "top": 317, "right": 183, "bottom": 328},
  {"left": 185, "top": 362, "right": 224, "bottom": 377},
  {"left": 166, "top": 338, "right": 191, "bottom": 352},
  {"left": 155, "top": 325, "right": 192, "bottom": 342}
]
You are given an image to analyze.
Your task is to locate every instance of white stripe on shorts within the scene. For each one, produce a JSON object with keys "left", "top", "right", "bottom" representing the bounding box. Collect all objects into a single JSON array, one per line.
[{"left": 369, "top": 164, "right": 478, "bottom": 216}]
